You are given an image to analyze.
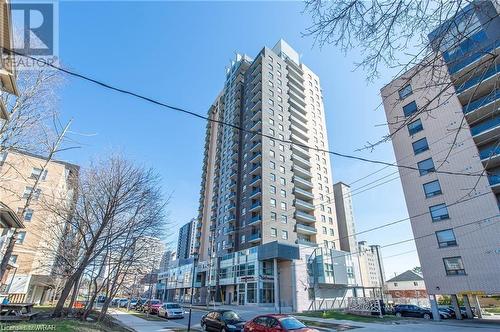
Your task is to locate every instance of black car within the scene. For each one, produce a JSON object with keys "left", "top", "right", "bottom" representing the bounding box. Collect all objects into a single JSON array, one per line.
[
  {"left": 394, "top": 304, "right": 433, "bottom": 319},
  {"left": 201, "top": 310, "right": 245, "bottom": 332}
]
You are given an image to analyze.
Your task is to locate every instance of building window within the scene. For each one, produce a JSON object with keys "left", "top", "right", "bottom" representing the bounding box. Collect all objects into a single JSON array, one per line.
[
  {"left": 270, "top": 185, "right": 276, "bottom": 194},
  {"left": 280, "top": 215, "right": 287, "bottom": 223},
  {"left": 423, "top": 180, "right": 442, "bottom": 198},
  {"left": 413, "top": 282, "right": 418, "bottom": 286},
  {"left": 329, "top": 229, "right": 334, "bottom": 236},
  {"left": 279, "top": 166, "right": 285, "bottom": 173},
  {"left": 22, "top": 187, "right": 41, "bottom": 200},
  {"left": 24, "top": 209, "right": 33, "bottom": 221},
  {"left": 271, "top": 228, "right": 277, "bottom": 237},
  {"left": 394, "top": 282, "right": 398, "bottom": 287},
  {"left": 16, "top": 231, "right": 26, "bottom": 244},
  {"left": 280, "top": 177, "right": 286, "bottom": 185},
  {"left": 402, "top": 101, "right": 418, "bottom": 117},
  {"left": 399, "top": 84, "right": 413, "bottom": 99},
  {"left": 408, "top": 119, "right": 423, "bottom": 135},
  {"left": 30, "top": 168, "right": 48, "bottom": 181},
  {"left": 9, "top": 255, "right": 17, "bottom": 264},
  {"left": 280, "top": 202, "right": 287, "bottom": 210},
  {"left": 270, "top": 173, "right": 276, "bottom": 182},
  {"left": 270, "top": 198, "right": 276, "bottom": 207},
  {"left": 417, "top": 158, "right": 435, "bottom": 176},
  {"left": 322, "top": 226, "right": 327, "bottom": 234},
  {"left": 241, "top": 235, "right": 246, "bottom": 243},
  {"left": 430, "top": 203, "right": 449, "bottom": 221},
  {"left": 281, "top": 230, "right": 288, "bottom": 240},
  {"left": 280, "top": 189, "right": 286, "bottom": 197},
  {"left": 270, "top": 161, "right": 275, "bottom": 170},
  {"left": 412, "top": 137, "right": 429, "bottom": 155},
  {"left": 443, "top": 256, "right": 466, "bottom": 276},
  {"left": 271, "top": 212, "right": 277, "bottom": 221},
  {"left": 436, "top": 229, "right": 457, "bottom": 248}
]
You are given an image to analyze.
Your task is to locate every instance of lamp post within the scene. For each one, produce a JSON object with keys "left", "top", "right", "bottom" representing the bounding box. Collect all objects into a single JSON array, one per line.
[{"left": 187, "top": 253, "right": 198, "bottom": 332}]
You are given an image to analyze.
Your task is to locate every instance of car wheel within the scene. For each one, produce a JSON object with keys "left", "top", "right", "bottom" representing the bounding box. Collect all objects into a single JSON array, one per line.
[
  {"left": 423, "top": 313, "right": 431, "bottom": 320},
  {"left": 221, "top": 328, "right": 226, "bottom": 332},
  {"left": 395, "top": 312, "right": 402, "bottom": 317},
  {"left": 201, "top": 322, "right": 206, "bottom": 331}
]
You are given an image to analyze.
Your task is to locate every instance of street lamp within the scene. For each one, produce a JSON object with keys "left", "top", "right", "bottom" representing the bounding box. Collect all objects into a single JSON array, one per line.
[{"left": 187, "top": 253, "right": 198, "bottom": 332}]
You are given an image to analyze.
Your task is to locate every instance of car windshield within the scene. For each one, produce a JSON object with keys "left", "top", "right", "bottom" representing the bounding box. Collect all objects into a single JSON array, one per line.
[
  {"left": 167, "top": 304, "right": 181, "bottom": 309},
  {"left": 279, "top": 317, "right": 306, "bottom": 330},
  {"left": 222, "top": 311, "right": 241, "bottom": 321},
  {"left": 151, "top": 300, "right": 161, "bottom": 304}
]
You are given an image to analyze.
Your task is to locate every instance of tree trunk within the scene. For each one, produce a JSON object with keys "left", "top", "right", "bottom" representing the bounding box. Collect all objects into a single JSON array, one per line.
[
  {"left": 0, "top": 231, "right": 19, "bottom": 281},
  {"left": 68, "top": 274, "right": 81, "bottom": 311}
]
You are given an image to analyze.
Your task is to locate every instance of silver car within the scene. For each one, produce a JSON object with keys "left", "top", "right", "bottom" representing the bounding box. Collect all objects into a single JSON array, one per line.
[{"left": 158, "top": 302, "right": 184, "bottom": 319}]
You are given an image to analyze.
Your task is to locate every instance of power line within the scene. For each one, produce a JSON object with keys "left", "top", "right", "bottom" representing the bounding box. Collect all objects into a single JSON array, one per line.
[{"left": 2, "top": 47, "right": 485, "bottom": 179}]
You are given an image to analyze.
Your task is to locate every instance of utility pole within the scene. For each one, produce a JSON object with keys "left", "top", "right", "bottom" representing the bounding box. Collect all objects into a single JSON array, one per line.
[{"left": 187, "top": 254, "right": 198, "bottom": 332}]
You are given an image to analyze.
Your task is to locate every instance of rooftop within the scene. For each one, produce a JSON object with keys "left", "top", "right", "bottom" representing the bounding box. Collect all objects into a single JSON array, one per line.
[{"left": 386, "top": 270, "right": 424, "bottom": 282}]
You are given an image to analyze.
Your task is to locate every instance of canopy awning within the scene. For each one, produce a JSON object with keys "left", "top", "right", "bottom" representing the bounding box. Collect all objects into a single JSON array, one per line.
[{"left": 0, "top": 202, "right": 23, "bottom": 228}]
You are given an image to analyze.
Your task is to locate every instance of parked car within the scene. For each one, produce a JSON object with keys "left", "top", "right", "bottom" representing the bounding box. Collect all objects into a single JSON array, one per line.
[
  {"left": 244, "top": 314, "right": 318, "bottom": 332},
  {"left": 393, "top": 304, "right": 433, "bottom": 319},
  {"left": 134, "top": 298, "right": 148, "bottom": 311},
  {"left": 118, "top": 298, "right": 129, "bottom": 308},
  {"left": 201, "top": 310, "right": 245, "bottom": 332},
  {"left": 128, "top": 299, "right": 139, "bottom": 309},
  {"left": 111, "top": 298, "right": 122, "bottom": 306},
  {"left": 158, "top": 303, "right": 184, "bottom": 319},
  {"left": 143, "top": 299, "right": 162, "bottom": 314}
]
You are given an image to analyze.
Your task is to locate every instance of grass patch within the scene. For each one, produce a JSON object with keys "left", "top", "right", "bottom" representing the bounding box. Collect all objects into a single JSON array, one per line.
[
  {"left": 296, "top": 310, "right": 400, "bottom": 323},
  {"left": 485, "top": 307, "right": 500, "bottom": 314},
  {"left": 116, "top": 308, "right": 164, "bottom": 321}
]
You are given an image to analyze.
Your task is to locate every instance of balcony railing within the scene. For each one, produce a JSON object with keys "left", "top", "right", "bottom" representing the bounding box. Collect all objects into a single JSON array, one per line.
[
  {"left": 295, "top": 210, "right": 316, "bottom": 223},
  {"left": 247, "top": 232, "right": 262, "bottom": 242},
  {"left": 447, "top": 34, "right": 500, "bottom": 74},
  {"left": 249, "top": 215, "right": 262, "bottom": 225},
  {"left": 250, "top": 175, "right": 262, "bottom": 185},
  {"left": 296, "top": 223, "right": 317, "bottom": 234},
  {"left": 296, "top": 238, "right": 318, "bottom": 247},
  {"left": 463, "top": 89, "right": 500, "bottom": 115},
  {"left": 250, "top": 201, "right": 262, "bottom": 211},
  {"left": 470, "top": 115, "right": 500, "bottom": 137},
  {"left": 456, "top": 66, "right": 500, "bottom": 94},
  {"left": 479, "top": 145, "right": 500, "bottom": 160},
  {"left": 488, "top": 174, "right": 500, "bottom": 186},
  {"left": 294, "top": 187, "right": 314, "bottom": 199},
  {"left": 223, "top": 242, "right": 234, "bottom": 250},
  {"left": 295, "top": 198, "right": 315, "bottom": 210}
]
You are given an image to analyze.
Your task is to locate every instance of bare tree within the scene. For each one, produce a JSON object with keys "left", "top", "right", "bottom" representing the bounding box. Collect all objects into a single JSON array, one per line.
[{"left": 44, "top": 155, "right": 168, "bottom": 318}]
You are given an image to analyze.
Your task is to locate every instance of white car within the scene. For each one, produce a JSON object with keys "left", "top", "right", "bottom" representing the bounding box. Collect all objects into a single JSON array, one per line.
[{"left": 158, "top": 302, "right": 184, "bottom": 319}]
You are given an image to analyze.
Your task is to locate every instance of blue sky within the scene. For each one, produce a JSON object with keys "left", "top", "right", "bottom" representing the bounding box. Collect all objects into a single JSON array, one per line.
[{"left": 53, "top": 1, "right": 419, "bottom": 278}]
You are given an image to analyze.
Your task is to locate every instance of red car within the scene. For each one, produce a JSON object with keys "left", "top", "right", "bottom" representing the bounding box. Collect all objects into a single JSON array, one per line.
[
  {"left": 244, "top": 314, "right": 317, "bottom": 332},
  {"left": 143, "top": 299, "right": 162, "bottom": 314}
]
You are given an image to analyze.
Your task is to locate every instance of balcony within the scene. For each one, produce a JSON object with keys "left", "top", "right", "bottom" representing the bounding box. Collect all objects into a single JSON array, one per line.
[
  {"left": 250, "top": 141, "right": 262, "bottom": 153},
  {"left": 457, "top": 66, "right": 500, "bottom": 100},
  {"left": 296, "top": 238, "right": 318, "bottom": 247},
  {"left": 290, "top": 106, "right": 308, "bottom": 123},
  {"left": 249, "top": 175, "right": 262, "bottom": 186},
  {"left": 289, "top": 99, "right": 307, "bottom": 116},
  {"left": 294, "top": 187, "right": 314, "bottom": 200},
  {"left": 224, "top": 226, "right": 236, "bottom": 235},
  {"left": 296, "top": 223, "right": 317, "bottom": 235},
  {"left": 228, "top": 203, "right": 236, "bottom": 211},
  {"left": 470, "top": 114, "right": 500, "bottom": 144},
  {"left": 446, "top": 31, "right": 500, "bottom": 75},
  {"left": 227, "top": 214, "right": 236, "bottom": 223},
  {"left": 289, "top": 89, "right": 307, "bottom": 107},
  {"left": 251, "top": 109, "right": 262, "bottom": 122},
  {"left": 488, "top": 174, "right": 500, "bottom": 193},
  {"left": 247, "top": 232, "right": 262, "bottom": 243},
  {"left": 248, "top": 215, "right": 262, "bottom": 225},
  {"left": 250, "top": 164, "right": 262, "bottom": 175},
  {"left": 292, "top": 144, "right": 310, "bottom": 160},
  {"left": 291, "top": 133, "right": 308, "bottom": 147},
  {"left": 250, "top": 120, "right": 262, "bottom": 132},
  {"left": 479, "top": 144, "right": 500, "bottom": 168},
  {"left": 228, "top": 192, "right": 236, "bottom": 201},
  {"left": 295, "top": 210, "right": 316, "bottom": 223},
  {"left": 250, "top": 187, "right": 262, "bottom": 198},
  {"left": 293, "top": 175, "right": 313, "bottom": 190},
  {"left": 293, "top": 164, "right": 312, "bottom": 179},
  {"left": 223, "top": 242, "right": 234, "bottom": 250},
  {"left": 291, "top": 153, "right": 311, "bottom": 169},
  {"left": 290, "top": 123, "right": 309, "bottom": 142},
  {"left": 249, "top": 201, "right": 262, "bottom": 212},
  {"left": 295, "top": 198, "right": 315, "bottom": 211},
  {"left": 290, "top": 117, "right": 308, "bottom": 133},
  {"left": 463, "top": 89, "right": 500, "bottom": 124},
  {"left": 249, "top": 152, "right": 262, "bottom": 163}
]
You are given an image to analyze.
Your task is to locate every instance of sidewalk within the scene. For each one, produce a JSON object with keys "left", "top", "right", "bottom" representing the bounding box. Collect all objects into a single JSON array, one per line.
[{"left": 110, "top": 309, "right": 184, "bottom": 332}]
